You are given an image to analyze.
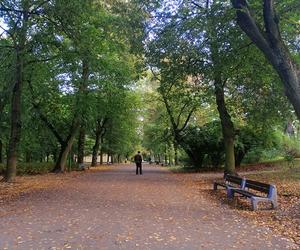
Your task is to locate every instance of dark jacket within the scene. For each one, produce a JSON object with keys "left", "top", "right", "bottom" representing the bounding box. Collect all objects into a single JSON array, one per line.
[{"left": 134, "top": 154, "right": 142, "bottom": 163}]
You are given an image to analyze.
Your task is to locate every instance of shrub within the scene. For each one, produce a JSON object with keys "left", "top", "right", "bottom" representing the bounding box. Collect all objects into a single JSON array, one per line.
[
  {"left": 0, "top": 162, "right": 54, "bottom": 176},
  {"left": 281, "top": 136, "right": 300, "bottom": 167},
  {"left": 242, "top": 147, "right": 264, "bottom": 164},
  {"left": 0, "top": 163, "right": 4, "bottom": 175},
  {"left": 181, "top": 121, "right": 224, "bottom": 168}
]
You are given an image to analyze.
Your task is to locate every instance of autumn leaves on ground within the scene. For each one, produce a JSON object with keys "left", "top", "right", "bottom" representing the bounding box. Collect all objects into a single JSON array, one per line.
[{"left": 0, "top": 164, "right": 299, "bottom": 249}]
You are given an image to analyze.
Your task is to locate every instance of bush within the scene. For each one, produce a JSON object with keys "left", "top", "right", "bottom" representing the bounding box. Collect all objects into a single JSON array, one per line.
[
  {"left": 181, "top": 121, "right": 224, "bottom": 168},
  {"left": 242, "top": 147, "right": 264, "bottom": 164},
  {"left": 0, "top": 162, "right": 54, "bottom": 176},
  {"left": 281, "top": 136, "right": 300, "bottom": 167},
  {"left": 281, "top": 136, "right": 300, "bottom": 158},
  {"left": 235, "top": 127, "right": 282, "bottom": 165},
  {"left": 0, "top": 163, "right": 4, "bottom": 175}
]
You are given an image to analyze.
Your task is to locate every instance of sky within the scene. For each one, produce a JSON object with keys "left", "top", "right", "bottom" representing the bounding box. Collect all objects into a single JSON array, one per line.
[{"left": 0, "top": 18, "right": 8, "bottom": 38}]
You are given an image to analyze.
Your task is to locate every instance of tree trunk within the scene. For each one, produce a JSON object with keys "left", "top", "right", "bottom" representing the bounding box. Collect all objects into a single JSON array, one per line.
[
  {"left": 53, "top": 124, "right": 79, "bottom": 172},
  {"left": 185, "top": 149, "right": 204, "bottom": 168},
  {"left": 111, "top": 154, "right": 114, "bottom": 164},
  {"left": 235, "top": 150, "right": 245, "bottom": 167},
  {"left": 0, "top": 139, "right": 3, "bottom": 164},
  {"left": 100, "top": 151, "right": 103, "bottom": 165},
  {"left": 77, "top": 126, "right": 85, "bottom": 164},
  {"left": 174, "top": 142, "right": 178, "bottom": 165},
  {"left": 92, "top": 118, "right": 108, "bottom": 167},
  {"left": 53, "top": 144, "right": 66, "bottom": 172},
  {"left": 214, "top": 78, "right": 236, "bottom": 174},
  {"left": 5, "top": 6, "right": 29, "bottom": 182},
  {"left": 164, "top": 146, "right": 168, "bottom": 165},
  {"left": 25, "top": 152, "right": 31, "bottom": 163},
  {"left": 91, "top": 120, "right": 102, "bottom": 167},
  {"left": 91, "top": 138, "right": 100, "bottom": 167},
  {"left": 5, "top": 52, "right": 23, "bottom": 182},
  {"left": 107, "top": 153, "right": 110, "bottom": 164},
  {"left": 232, "top": 0, "right": 300, "bottom": 120}
]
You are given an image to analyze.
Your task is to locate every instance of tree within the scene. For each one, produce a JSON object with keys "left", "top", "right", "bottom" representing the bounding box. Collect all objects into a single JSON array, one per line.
[
  {"left": 231, "top": 0, "right": 300, "bottom": 119},
  {"left": 0, "top": 0, "right": 56, "bottom": 181}
]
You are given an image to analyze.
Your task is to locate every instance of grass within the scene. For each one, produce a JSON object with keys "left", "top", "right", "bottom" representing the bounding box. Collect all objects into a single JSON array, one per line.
[{"left": 243, "top": 162, "right": 300, "bottom": 196}]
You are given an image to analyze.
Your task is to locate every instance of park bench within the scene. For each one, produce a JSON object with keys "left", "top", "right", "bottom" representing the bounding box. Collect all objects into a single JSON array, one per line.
[
  {"left": 227, "top": 179, "right": 278, "bottom": 210},
  {"left": 79, "top": 163, "right": 90, "bottom": 171},
  {"left": 213, "top": 174, "right": 246, "bottom": 191}
]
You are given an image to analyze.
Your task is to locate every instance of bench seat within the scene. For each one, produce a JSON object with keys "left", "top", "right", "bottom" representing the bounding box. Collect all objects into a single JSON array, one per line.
[{"left": 228, "top": 180, "right": 278, "bottom": 210}]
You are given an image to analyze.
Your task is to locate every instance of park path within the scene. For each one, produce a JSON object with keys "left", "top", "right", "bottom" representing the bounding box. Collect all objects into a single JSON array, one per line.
[{"left": 0, "top": 164, "right": 297, "bottom": 249}]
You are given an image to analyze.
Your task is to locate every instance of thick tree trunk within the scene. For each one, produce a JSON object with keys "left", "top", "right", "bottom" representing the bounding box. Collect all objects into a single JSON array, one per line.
[
  {"left": 54, "top": 143, "right": 67, "bottom": 172},
  {"left": 5, "top": 52, "right": 23, "bottom": 182},
  {"left": 77, "top": 127, "right": 85, "bottom": 164},
  {"left": 232, "top": 0, "right": 300, "bottom": 120},
  {"left": 214, "top": 78, "right": 236, "bottom": 174},
  {"left": 5, "top": 6, "right": 29, "bottom": 182},
  {"left": 53, "top": 128, "right": 78, "bottom": 172}
]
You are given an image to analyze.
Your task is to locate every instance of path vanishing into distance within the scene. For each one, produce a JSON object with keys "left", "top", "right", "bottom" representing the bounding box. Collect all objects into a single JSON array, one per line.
[{"left": 0, "top": 165, "right": 297, "bottom": 249}]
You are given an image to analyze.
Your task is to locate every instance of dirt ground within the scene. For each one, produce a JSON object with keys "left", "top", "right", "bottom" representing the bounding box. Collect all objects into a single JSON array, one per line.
[{"left": 0, "top": 164, "right": 298, "bottom": 249}]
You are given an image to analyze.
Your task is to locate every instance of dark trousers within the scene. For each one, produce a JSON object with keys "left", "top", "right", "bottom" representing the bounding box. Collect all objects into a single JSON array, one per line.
[{"left": 136, "top": 163, "right": 142, "bottom": 175}]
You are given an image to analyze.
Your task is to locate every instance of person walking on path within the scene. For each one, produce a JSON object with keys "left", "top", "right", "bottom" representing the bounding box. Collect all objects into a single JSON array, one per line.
[{"left": 134, "top": 151, "right": 143, "bottom": 175}]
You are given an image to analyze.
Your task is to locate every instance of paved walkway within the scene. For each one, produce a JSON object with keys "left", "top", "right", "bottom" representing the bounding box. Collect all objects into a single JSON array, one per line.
[{"left": 0, "top": 165, "right": 296, "bottom": 249}]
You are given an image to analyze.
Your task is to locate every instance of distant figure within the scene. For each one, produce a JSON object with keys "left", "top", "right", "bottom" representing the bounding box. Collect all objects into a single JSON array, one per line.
[{"left": 134, "top": 151, "right": 143, "bottom": 175}]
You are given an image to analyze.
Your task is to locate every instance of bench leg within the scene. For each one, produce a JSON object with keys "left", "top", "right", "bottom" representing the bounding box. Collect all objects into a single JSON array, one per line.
[
  {"left": 226, "top": 188, "right": 234, "bottom": 199},
  {"left": 213, "top": 183, "right": 218, "bottom": 190},
  {"left": 271, "top": 200, "right": 278, "bottom": 209},
  {"left": 251, "top": 198, "right": 258, "bottom": 211}
]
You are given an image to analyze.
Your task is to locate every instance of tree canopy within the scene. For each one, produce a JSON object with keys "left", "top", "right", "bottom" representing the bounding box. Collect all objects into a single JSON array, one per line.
[{"left": 0, "top": 0, "right": 299, "bottom": 181}]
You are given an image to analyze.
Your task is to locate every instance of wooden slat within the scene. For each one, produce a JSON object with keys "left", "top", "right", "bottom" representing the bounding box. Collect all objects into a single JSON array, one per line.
[
  {"left": 226, "top": 175, "right": 243, "bottom": 185},
  {"left": 245, "top": 179, "right": 270, "bottom": 193},
  {"left": 233, "top": 189, "right": 263, "bottom": 198}
]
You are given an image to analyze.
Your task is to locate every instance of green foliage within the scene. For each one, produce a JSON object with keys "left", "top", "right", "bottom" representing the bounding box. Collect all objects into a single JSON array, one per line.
[
  {"left": 0, "top": 162, "right": 54, "bottom": 176},
  {"left": 0, "top": 0, "right": 145, "bottom": 176},
  {"left": 281, "top": 136, "right": 300, "bottom": 167},
  {"left": 235, "top": 126, "right": 282, "bottom": 165},
  {"left": 181, "top": 121, "right": 224, "bottom": 168}
]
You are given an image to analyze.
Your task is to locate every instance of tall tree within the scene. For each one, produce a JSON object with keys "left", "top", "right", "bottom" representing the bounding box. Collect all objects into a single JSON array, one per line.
[
  {"left": 0, "top": 0, "right": 52, "bottom": 181},
  {"left": 231, "top": 0, "right": 300, "bottom": 119}
]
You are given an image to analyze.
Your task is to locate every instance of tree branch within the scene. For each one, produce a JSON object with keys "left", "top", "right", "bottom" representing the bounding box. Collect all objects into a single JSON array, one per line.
[
  {"left": 28, "top": 80, "right": 65, "bottom": 145},
  {"left": 231, "top": 0, "right": 275, "bottom": 64},
  {"left": 263, "top": 0, "right": 280, "bottom": 48},
  {"left": 178, "top": 107, "right": 195, "bottom": 133}
]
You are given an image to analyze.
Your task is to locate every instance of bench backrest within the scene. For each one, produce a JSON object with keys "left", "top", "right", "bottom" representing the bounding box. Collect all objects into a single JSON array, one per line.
[
  {"left": 245, "top": 179, "right": 277, "bottom": 200},
  {"left": 245, "top": 179, "right": 270, "bottom": 193},
  {"left": 225, "top": 174, "right": 244, "bottom": 186}
]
